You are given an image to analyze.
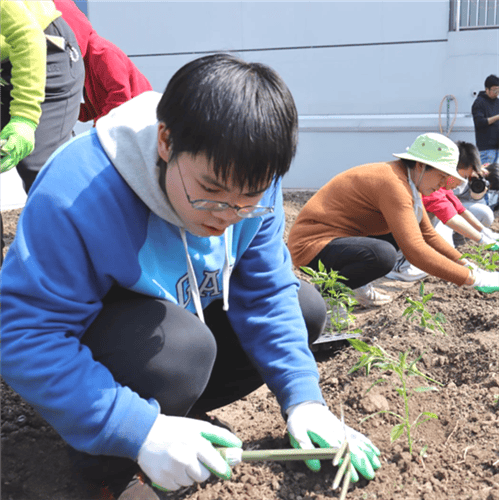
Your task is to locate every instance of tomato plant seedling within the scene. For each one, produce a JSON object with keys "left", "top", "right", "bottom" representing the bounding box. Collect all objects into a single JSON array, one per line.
[
  {"left": 301, "top": 260, "right": 361, "bottom": 334},
  {"left": 348, "top": 339, "right": 442, "bottom": 454},
  {"left": 461, "top": 243, "right": 499, "bottom": 271},
  {"left": 402, "top": 281, "right": 447, "bottom": 335}
]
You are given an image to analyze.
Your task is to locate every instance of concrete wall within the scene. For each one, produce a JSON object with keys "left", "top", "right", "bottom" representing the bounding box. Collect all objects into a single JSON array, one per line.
[{"left": 84, "top": 1, "right": 499, "bottom": 188}]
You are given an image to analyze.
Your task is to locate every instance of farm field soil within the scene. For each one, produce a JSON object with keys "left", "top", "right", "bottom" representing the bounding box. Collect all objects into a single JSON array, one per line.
[{"left": 1, "top": 191, "right": 499, "bottom": 500}]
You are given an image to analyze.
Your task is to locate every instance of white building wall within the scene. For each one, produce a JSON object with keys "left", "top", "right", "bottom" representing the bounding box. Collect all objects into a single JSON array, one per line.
[{"left": 86, "top": 1, "right": 499, "bottom": 188}]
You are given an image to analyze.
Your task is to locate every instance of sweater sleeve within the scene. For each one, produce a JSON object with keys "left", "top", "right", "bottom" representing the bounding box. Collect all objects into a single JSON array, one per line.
[
  {"left": 228, "top": 185, "right": 324, "bottom": 413},
  {"left": 378, "top": 182, "right": 468, "bottom": 285},
  {"left": 1, "top": 0, "right": 47, "bottom": 124},
  {"left": 0, "top": 134, "right": 159, "bottom": 459}
]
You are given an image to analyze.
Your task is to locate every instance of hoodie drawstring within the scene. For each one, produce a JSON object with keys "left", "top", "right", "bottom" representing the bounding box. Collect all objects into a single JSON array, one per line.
[
  {"left": 179, "top": 227, "right": 231, "bottom": 322},
  {"left": 180, "top": 228, "right": 205, "bottom": 323}
]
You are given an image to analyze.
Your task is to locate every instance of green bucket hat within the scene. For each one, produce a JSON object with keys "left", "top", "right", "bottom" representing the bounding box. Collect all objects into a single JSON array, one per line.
[{"left": 393, "top": 133, "right": 465, "bottom": 182}]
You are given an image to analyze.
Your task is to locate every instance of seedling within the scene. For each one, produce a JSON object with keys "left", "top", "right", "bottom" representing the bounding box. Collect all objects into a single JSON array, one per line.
[
  {"left": 402, "top": 281, "right": 447, "bottom": 334},
  {"left": 301, "top": 260, "right": 361, "bottom": 334},
  {"left": 348, "top": 339, "right": 441, "bottom": 454},
  {"left": 461, "top": 243, "right": 499, "bottom": 271}
]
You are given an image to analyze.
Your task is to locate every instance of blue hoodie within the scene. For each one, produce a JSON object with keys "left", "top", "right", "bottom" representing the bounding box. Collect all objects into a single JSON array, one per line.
[{"left": 1, "top": 91, "right": 324, "bottom": 460}]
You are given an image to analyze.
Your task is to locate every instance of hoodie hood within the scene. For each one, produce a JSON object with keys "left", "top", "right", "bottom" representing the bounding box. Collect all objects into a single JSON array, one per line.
[
  {"left": 95, "top": 91, "right": 231, "bottom": 320},
  {"left": 95, "top": 91, "right": 185, "bottom": 229}
]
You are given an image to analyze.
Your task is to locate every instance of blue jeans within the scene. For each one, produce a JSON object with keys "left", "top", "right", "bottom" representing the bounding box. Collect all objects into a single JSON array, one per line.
[{"left": 480, "top": 149, "right": 499, "bottom": 165}]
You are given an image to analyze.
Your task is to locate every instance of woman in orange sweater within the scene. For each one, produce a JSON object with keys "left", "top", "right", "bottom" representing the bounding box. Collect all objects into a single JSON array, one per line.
[{"left": 288, "top": 133, "right": 499, "bottom": 303}]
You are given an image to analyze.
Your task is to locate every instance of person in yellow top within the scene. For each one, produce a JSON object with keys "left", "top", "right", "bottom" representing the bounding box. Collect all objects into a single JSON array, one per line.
[
  {"left": 0, "top": 0, "right": 84, "bottom": 265},
  {"left": 288, "top": 133, "right": 499, "bottom": 302},
  {"left": 0, "top": 0, "right": 84, "bottom": 188}
]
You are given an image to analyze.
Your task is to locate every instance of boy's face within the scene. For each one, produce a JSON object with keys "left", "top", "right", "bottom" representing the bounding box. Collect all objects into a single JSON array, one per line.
[{"left": 158, "top": 125, "right": 269, "bottom": 237}]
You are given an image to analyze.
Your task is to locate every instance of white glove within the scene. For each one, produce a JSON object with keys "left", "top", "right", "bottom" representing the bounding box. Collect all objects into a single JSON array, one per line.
[
  {"left": 478, "top": 231, "right": 497, "bottom": 245},
  {"left": 472, "top": 268, "right": 499, "bottom": 293},
  {"left": 481, "top": 227, "right": 499, "bottom": 241},
  {"left": 137, "top": 414, "right": 242, "bottom": 491},
  {"left": 286, "top": 402, "right": 381, "bottom": 483},
  {"left": 461, "top": 259, "right": 479, "bottom": 271}
]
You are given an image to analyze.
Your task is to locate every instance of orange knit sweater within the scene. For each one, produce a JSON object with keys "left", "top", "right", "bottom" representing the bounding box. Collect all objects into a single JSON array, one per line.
[{"left": 288, "top": 160, "right": 470, "bottom": 286}]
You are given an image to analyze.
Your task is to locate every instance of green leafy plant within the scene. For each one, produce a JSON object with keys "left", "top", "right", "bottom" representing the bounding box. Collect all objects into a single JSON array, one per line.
[
  {"left": 301, "top": 260, "right": 360, "bottom": 334},
  {"left": 402, "top": 281, "right": 447, "bottom": 334},
  {"left": 461, "top": 243, "right": 499, "bottom": 271},
  {"left": 348, "top": 338, "right": 442, "bottom": 454}
]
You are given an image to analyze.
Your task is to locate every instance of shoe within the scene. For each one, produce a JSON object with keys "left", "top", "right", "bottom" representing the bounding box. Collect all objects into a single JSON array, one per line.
[
  {"left": 68, "top": 447, "right": 141, "bottom": 499},
  {"left": 385, "top": 255, "right": 427, "bottom": 282},
  {"left": 353, "top": 283, "right": 392, "bottom": 307}
]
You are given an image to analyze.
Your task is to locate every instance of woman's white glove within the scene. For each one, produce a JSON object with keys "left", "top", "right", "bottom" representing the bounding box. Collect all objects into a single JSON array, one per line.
[
  {"left": 481, "top": 227, "right": 499, "bottom": 241},
  {"left": 461, "top": 259, "right": 479, "bottom": 271},
  {"left": 478, "top": 231, "right": 498, "bottom": 246},
  {"left": 137, "top": 414, "right": 242, "bottom": 491},
  {"left": 471, "top": 268, "right": 499, "bottom": 293},
  {"left": 286, "top": 402, "right": 381, "bottom": 483}
]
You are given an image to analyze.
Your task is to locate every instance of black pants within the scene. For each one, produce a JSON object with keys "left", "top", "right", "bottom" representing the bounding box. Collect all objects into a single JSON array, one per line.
[
  {"left": 70, "top": 280, "right": 326, "bottom": 493},
  {"left": 306, "top": 235, "right": 399, "bottom": 290},
  {"left": 81, "top": 279, "right": 326, "bottom": 416}
]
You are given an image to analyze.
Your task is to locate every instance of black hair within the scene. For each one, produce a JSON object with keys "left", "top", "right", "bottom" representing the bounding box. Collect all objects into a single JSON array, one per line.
[
  {"left": 400, "top": 158, "right": 416, "bottom": 169},
  {"left": 156, "top": 53, "right": 298, "bottom": 191},
  {"left": 484, "top": 163, "right": 499, "bottom": 191},
  {"left": 485, "top": 74, "right": 499, "bottom": 89},
  {"left": 456, "top": 141, "right": 481, "bottom": 174}
]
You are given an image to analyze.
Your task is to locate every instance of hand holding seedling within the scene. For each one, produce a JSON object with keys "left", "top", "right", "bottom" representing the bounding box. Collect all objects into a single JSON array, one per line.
[
  {"left": 480, "top": 227, "right": 499, "bottom": 250},
  {"left": 471, "top": 267, "right": 499, "bottom": 292},
  {"left": 286, "top": 401, "right": 381, "bottom": 483},
  {"left": 461, "top": 243, "right": 499, "bottom": 292},
  {"left": 137, "top": 414, "right": 242, "bottom": 492}
]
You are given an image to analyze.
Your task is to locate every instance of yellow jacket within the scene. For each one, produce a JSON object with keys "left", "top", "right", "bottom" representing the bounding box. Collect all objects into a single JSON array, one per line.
[{"left": 1, "top": 0, "right": 61, "bottom": 124}]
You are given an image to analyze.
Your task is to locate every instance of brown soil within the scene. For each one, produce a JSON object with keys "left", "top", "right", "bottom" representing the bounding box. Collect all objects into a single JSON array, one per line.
[{"left": 2, "top": 192, "right": 499, "bottom": 500}]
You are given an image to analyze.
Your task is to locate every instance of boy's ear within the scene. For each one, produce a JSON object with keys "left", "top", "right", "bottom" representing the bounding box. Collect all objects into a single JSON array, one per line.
[{"left": 157, "top": 123, "right": 172, "bottom": 160}]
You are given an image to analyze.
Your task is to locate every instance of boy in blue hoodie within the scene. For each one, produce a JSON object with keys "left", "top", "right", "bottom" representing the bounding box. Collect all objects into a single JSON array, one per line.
[{"left": 1, "top": 53, "right": 381, "bottom": 497}]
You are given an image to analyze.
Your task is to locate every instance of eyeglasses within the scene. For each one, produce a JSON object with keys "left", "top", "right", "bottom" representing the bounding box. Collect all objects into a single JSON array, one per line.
[{"left": 176, "top": 158, "right": 275, "bottom": 218}]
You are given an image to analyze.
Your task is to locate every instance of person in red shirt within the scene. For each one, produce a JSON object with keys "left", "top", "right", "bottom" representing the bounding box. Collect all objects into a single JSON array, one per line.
[{"left": 53, "top": 0, "right": 153, "bottom": 124}]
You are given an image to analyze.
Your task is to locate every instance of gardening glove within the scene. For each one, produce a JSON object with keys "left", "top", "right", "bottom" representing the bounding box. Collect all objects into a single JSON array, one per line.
[
  {"left": 461, "top": 259, "right": 480, "bottom": 272},
  {"left": 478, "top": 230, "right": 498, "bottom": 247},
  {"left": 471, "top": 268, "right": 499, "bottom": 293},
  {"left": 286, "top": 401, "right": 381, "bottom": 483},
  {"left": 0, "top": 117, "right": 37, "bottom": 173},
  {"left": 481, "top": 227, "right": 499, "bottom": 241},
  {"left": 137, "top": 413, "right": 242, "bottom": 491},
  {"left": 480, "top": 228, "right": 499, "bottom": 250}
]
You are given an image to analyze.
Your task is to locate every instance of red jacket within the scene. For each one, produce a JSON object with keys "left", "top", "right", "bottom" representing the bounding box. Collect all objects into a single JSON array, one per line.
[{"left": 53, "top": 0, "right": 152, "bottom": 123}]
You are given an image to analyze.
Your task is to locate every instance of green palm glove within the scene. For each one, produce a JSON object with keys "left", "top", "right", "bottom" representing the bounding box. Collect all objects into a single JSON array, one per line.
[
  {"left": 286, "top": 402, "right": 381, "bottom": 482},
  {"left": 0, "top": 116, "right": 37, "bottom": 173}
]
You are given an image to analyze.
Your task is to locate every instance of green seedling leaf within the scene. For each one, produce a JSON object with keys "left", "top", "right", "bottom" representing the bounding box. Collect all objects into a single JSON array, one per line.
[{"left": 390, "top": 423, "right": 406, "bottom": 443}]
